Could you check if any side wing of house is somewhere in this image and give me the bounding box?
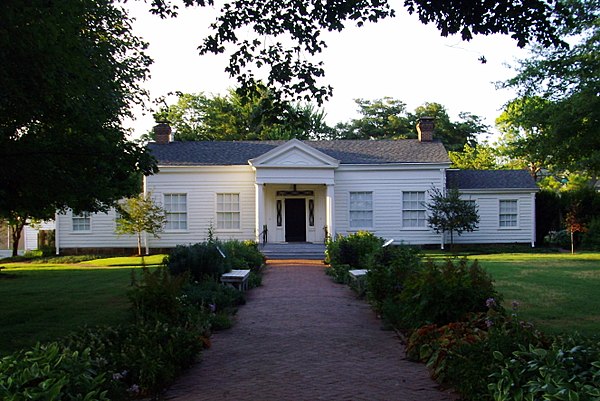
[447,170,538,247]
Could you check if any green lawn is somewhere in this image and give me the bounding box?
[467,252,600,337]
[0,255,167,355]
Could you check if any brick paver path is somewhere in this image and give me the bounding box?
[164,260,456,401]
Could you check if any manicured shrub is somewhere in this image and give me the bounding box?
[393,258,500,330]
[0,342,113,401]
[365,245,421,311]
[325,231,383,269]
[221,240,265,271]
[167,241,230,281]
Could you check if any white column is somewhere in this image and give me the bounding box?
[326,184,335,240]
[255,183,265,243]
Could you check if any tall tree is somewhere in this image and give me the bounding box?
[148,0,566,104]
[498,0,600,179]
[335,98,487,150]
[0,1,157,255]
[334,98,412,140]
[409,103,486,151]
[152,87,333,140]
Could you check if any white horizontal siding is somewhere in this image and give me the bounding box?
[333,166,444,245]
[453,192,535,245]
[57,210,138,249]
[145,166,256,247]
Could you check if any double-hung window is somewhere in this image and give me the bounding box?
[402,191,426,227]
[217,193,240,229]
[499,200,518,227]
[72,212,91,231]
[349,191,373,228]
[164,194,187,230]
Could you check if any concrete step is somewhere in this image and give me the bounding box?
[260,243,326,260]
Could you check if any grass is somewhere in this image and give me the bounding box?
[432,251,600,337]
[0,255,167,355]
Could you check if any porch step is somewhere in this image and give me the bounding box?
[260,243,326,261]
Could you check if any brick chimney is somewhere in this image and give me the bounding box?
[153,122,172,144]
[416,117,434,142]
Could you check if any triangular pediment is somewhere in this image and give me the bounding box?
[249,139,340,168]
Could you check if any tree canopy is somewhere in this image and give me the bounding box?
[152,87,333,140]
[497,0,599,180]
[148,0,567,104]
[0,0,157,252]
[426,187,480,248]
[334,99,487,150]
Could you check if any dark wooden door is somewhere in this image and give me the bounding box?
[285,198,306,242]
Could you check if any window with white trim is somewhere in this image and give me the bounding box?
[499,200,518,227]
[164,194,187,230]
[72,212,91,231]
[349,191,373,228]
[217,193,240,229]
[402,191,426,227]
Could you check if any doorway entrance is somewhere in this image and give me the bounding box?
[285,198,306,242]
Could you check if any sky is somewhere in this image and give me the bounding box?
[123,2,530,141]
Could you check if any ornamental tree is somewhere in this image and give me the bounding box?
[426,187,480,249]
[116,194,167,256]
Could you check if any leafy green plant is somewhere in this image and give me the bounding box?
[365,245,421,311]
[0,342,112,401]
[393,258,500,330]
[325,263,352,284]
[221,240,265,271]
[325,231,383,269]
[128,267,189,324]
[181,280,246,313]
[490,336,600,401]
[167,242,230,281]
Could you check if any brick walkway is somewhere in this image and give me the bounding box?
[163,260,456,401]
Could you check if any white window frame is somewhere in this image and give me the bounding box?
[216,193,241,230]
[72,212,91,232]
[349,191,373,229]
[402,191,427,228]
[164,193,188,231]
[499,199,518,228]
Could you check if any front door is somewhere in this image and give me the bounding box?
[285,198,306,242]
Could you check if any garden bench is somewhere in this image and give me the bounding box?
[220,269,251,291]
[348,269,368,295]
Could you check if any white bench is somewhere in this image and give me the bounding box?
[220,269,251,291]
[348,269,368,294]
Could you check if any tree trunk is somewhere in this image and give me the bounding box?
[571,231,575,254]
[10,220,25,257]
[137,232,142,256]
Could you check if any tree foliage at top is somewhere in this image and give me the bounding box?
[334,98,488,150]
[449,143,499,170]
[147,0,567,104]
[497,0,600,179]
[116,193,167,256]
[0,0,157,254]
[425,187,480,248]
[153,87,333,140]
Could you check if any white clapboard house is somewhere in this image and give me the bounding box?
[55,119,538,254]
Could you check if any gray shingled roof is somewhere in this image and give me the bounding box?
[148,140,450,166]
[446,170,537,190]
